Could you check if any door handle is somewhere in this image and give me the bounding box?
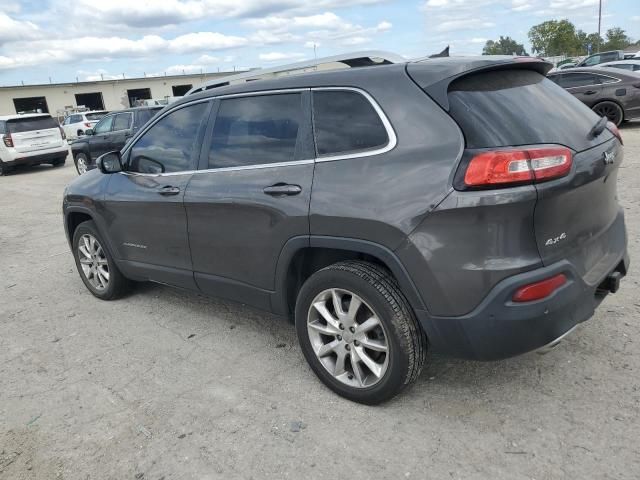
[158,186,181,196]
[263,183,302,196]
[584,90,597,95]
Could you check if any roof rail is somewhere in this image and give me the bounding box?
[185,50,405,96]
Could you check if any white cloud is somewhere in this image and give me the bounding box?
[435,19,495,32]
[471,37,488,43]
[0,13,42,45]
[340,36,370,46]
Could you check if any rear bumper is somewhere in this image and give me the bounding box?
[4,149,68,167]
[416,251,629,360]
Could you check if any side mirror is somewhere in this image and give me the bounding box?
[85,128,94,136]
[97,151,123,174]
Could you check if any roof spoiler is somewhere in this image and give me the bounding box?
[407,57,553,111]
[186,50,406,96]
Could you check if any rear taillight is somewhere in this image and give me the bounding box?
[2,133,13,148]
[606,121,623,145]
[463,146,572,188]
[513,273,567,302]
[59,126,66,140]
[84,122,91,128]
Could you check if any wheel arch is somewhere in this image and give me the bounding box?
[271,236,426,317]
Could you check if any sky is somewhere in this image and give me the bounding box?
[0,0,638,86]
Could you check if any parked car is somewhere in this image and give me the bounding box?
[596,59,640,73]
[61,111,108,140]
[0,114,69,175]
[70,106,162,174]
[575,50,626,67]
[63,55,629,404]
[547,67,640,125]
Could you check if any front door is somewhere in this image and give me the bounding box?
[184,92,314,308]
[102,100,211,289]
[88,114,116,159]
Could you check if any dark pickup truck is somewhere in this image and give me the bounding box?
[71,106,162,174]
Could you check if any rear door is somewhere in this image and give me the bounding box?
[446,69,623,284]
[184,91,314,306]
[7,116,63,153]
[558,72,603,106]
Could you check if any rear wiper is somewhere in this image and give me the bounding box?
[588,116,608,139]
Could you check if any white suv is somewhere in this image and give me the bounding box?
[0,114,69,175]
[61,111,108,140]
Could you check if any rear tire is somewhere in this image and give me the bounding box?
[295,260,427,404]
[51,158,65,167]
[72,220,130,300]
[592,101,624,127]
[0,161,11,176]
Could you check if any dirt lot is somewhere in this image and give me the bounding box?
[1,124,639,480]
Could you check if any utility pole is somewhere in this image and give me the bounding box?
[597,0,602,52]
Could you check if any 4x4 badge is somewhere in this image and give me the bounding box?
[603,151,615,165]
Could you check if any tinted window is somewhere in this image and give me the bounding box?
[601,52,620,62]
[86,112,106,121]
[584,55,600,66]
[113,113,132,131]
[209,94,302,168]
[72,115,83,123]
[94,116,113,134]
[561,73,598,88]
[135,108,161,127]
[6,116,58,133]
[0,121,5,134]
[129,102,208,174]
[313,90,388,156]
[448,69,603,152]
[596,75,619,84]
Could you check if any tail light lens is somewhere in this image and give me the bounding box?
[513,273,567,302]
[606,121,623,145]
[2,134,13,147]
[462,146,572,188]
[84,122,91,128]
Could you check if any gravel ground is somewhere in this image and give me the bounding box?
[1,124,639,480]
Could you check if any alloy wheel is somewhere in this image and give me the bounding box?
[76,155,88,175]
[593,104,622,126]
[307,288,389,388]
[77,234,109,290]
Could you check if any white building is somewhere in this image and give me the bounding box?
[0,71,234,119]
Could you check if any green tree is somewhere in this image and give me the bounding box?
[528,19,578,56]
[603,27,631,50]
[482,36,528,55]
[575,30,603,54]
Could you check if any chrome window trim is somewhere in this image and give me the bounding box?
[310,86,397,163]
[562,72,622,90]
[120,86,396,177]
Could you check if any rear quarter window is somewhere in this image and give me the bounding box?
[447,69,605,152]
[312,90,389,156]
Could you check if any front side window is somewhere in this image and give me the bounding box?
[208,93,302,169]
[128,102,208,174]
[94,116,113,134]
[584,55,600,66]
[113,113,132,131]
[312,90,389,156]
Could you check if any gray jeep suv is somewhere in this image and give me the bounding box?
[63,55,629,404]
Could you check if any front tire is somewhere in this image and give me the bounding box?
[592,101,624,127]
[295,261,427,404]
[72,220,129,300]
[74,152,89,175]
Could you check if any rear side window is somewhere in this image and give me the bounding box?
[560,73,598,88]
[312,90,388,156]
[135,108,161,127]
[129,102,208,174]
[209,93,302,169]
[7,116,58,133]
[86,112,106,121]
[448,70,603,151]
[112,113,132,131]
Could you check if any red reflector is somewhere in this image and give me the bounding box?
[513,273,567,302]
[606,121,623,145]
[2,134,13,148]
[464,146,572,188]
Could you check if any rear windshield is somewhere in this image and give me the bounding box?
[448,70,607,151]
[86,112,107,121]
[7,116,59,133]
